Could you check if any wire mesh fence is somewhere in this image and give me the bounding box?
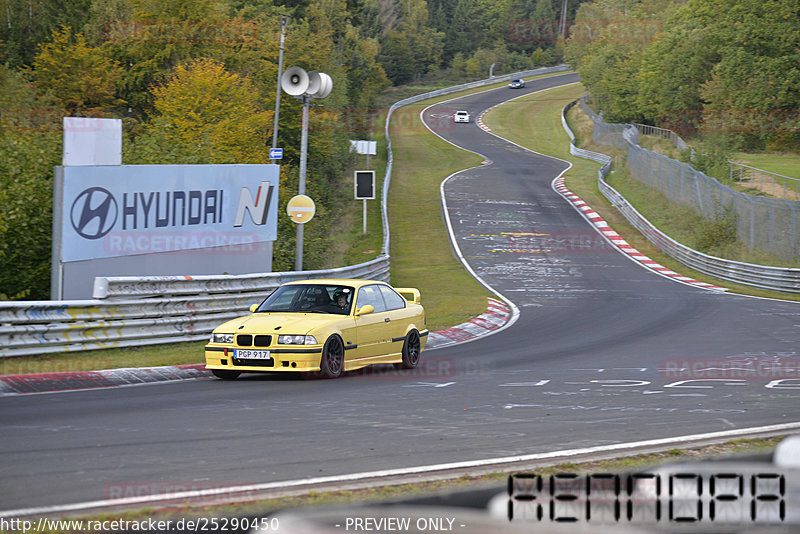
[580,98,799,260]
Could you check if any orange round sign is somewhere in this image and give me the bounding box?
[287,195,316,224]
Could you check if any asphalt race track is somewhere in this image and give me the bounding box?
[2,73,799,512]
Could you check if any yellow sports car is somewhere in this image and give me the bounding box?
[205,279,428,379]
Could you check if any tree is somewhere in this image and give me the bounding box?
[95,0,235,116]
[30,26,123,114]
[0,0,91,67]
[378,30,416,84]
[379,0,444,83]
[130,58,273,164]
[0,65,62,300]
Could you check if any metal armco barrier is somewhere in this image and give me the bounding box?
[2,66,570,358]
[562,100,800,294]
[1,257,389,357]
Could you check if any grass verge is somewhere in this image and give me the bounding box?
[484,83,800,301]
[732,151,800,180]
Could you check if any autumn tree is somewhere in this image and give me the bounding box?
[129,58,273,164]
[30,26,123,114]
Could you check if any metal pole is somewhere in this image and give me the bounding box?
[271,15,288,164]
[559,0,568,38]
[363,153,369,234]
[295,95,309,271]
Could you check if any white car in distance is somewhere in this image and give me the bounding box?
[453,110,470,123]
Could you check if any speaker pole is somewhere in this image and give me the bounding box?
[295,94,310,271]
[271,15,289,164]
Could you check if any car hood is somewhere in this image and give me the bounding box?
[215,312,346,335]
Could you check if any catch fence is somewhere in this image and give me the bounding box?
[581,98,800,260]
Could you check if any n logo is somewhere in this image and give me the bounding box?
[234,182,274,227]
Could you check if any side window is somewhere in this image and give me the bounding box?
[356,285,387,313]
[379,285,406,311]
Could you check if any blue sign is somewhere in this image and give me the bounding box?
[269,148,283,160]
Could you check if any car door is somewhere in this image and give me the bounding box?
[378,285,411,358]
[352,284,389,360]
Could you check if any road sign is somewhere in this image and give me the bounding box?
[354,171,375,200]
[349,140,377,156]
[269,147,283,160]
[287,194,315,224]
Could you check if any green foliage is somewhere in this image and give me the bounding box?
[690,134,733,182]
[377,0,444,85]
[1,0,400,300]
[128,57,272,164]
[0,0,92,67]
[567,0,800,150]
[693,204,737,253]
[30,26,124,113]
[0,65,62,300]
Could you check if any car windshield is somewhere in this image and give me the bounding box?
[256,284,355,315]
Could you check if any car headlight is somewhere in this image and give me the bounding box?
[278,335,318,345]
[211,333,234,344]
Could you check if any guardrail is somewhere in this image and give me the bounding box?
[729,161,800,201]
[1,66,570,358]
[562,100,800,294]
[1,257,390,357]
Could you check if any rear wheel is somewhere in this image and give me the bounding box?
[211,369,240,380]
[320,335,344,378]
[397,330,421,370]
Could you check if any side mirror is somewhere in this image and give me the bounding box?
[249,304,259,313]
[355,304,374,316]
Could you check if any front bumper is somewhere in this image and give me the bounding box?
[204,345,323,373]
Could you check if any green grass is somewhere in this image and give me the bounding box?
[386,101,490,331]
[484,83,800,301]
[733,151,800,179]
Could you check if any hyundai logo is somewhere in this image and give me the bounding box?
[70,187,118,239]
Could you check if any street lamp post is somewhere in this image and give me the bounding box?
[271,15,289,164]
[295,94,310,270]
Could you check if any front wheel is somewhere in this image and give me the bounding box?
[396,330,421,370]
[319,335,344,378]
[211,369,241,380]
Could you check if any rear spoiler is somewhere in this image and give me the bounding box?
[395,288,421,305]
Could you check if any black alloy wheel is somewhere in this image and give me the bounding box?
[320,335,345,378]
[398,330,421,369]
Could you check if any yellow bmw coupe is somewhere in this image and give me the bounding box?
[205,279,428,379]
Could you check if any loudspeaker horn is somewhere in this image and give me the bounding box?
[281,66,309,96]
[305,71,322,97]
[314,73,333,98]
